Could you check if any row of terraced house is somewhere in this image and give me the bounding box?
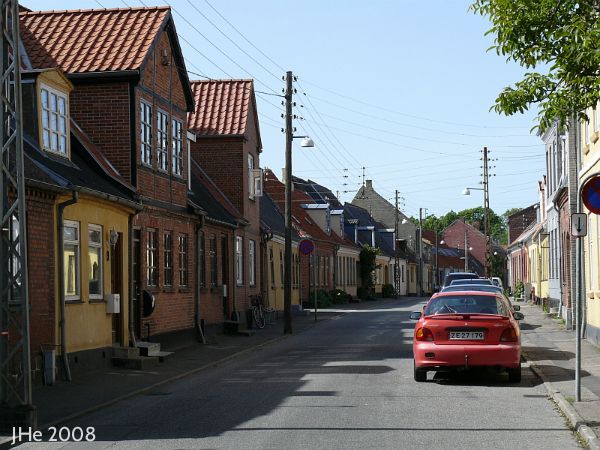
[10,5,444,385]
[506,93,600,348]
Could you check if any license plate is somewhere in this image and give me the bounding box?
[449,331,484,340]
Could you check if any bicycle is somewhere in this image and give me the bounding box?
[250,292,266,329]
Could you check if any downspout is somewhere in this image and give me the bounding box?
[262,231,273,308]
[58,190,78,381]
[128,212,136,349]
[195,213,206,344]
[231,228,238,317]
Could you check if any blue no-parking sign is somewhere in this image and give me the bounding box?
[299,239,314,255]
[582,176,600,215]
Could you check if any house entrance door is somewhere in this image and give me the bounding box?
[110,233,123,344]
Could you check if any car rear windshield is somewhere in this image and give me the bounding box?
[424,294,508,316]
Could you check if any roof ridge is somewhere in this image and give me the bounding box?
[21,6,170,15]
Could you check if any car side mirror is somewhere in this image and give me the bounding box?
[434,285,440,293]
[512,305,520,312]
[513,312,524,321]
[410,312,422,320]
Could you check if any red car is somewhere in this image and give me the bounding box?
[410,291,524,383]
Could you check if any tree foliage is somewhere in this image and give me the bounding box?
[359,244,381,290]
[470,0,600,131]
[413,206,521,245]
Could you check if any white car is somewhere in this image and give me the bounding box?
[492,277,503,290]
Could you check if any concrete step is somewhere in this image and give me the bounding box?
[111,356,159,370]
[153,351,175,363]
[136,341,161,356]
[112,346,140,358]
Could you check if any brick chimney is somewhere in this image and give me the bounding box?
[459,216,465,223]
[366,180,373,189]
[473,221,480,231]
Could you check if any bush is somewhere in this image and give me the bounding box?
[382,284,395,298]
[357,287,376,301]
[308,289,332,308]
[515,280,524,299]
[329,289,348,304]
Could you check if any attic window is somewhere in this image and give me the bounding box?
[304,217,312,225]
[41,84,69,157]
[292,215,300,224]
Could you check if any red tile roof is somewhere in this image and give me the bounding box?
[20,7,170,73]
[188,79,254,136]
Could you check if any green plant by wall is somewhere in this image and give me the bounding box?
[359,244,381,291]
[308,289,332,308]
[357,287,376,301]
[382,283,395,298]
[515,280,524,298]
[329,289,349,304]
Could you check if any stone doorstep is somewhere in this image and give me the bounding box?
[152,351,175,363]
[136,341,161,356]
[112,346,140,358]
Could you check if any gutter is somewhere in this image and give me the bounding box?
[57,191,78,382]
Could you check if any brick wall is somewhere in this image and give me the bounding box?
[134,207,197,336]
[442,218,486,270]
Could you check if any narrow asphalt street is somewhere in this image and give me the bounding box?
[12,297,581,450]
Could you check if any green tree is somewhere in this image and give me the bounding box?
[359,244,381,291]
[470,0,600,131]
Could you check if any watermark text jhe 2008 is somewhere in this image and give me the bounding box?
[12,426,96,444]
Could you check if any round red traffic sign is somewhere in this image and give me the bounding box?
[583,176,600,215]
[299,239,314,255]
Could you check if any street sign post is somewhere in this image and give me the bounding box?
[571,213,588,238]
[299,239,314,255]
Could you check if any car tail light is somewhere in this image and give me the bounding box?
[500,328,518,342]
[416,327,434,342]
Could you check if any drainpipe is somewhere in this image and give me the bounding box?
[231,229,237,318]
[128,212,137,349]
[262,231,273,308]
[196,215,206,344]
[58,190,78,381]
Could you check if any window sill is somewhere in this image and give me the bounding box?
[271,285,277,290]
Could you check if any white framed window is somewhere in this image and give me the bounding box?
[179,234,188,287]
[141,101,152,165]
[147,229,158,287]
[64,220,80,300]
[157,109,168,172]
[236,236,244,285]
[41,84,69,156]
[591,217,595,290]
[249,240,256,286]
[164,231,173,286]
[88,224,103,299]
[586,118,591,145]
[172,118,184,177]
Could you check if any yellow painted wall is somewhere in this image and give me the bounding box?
[408,263,417,295]
[581,106,600,331]
[335,249,359,298]
[264,239,300,311]
[56,194,134,352]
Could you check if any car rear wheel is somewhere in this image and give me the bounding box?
[507,362,521,383]
[414,360,427,382]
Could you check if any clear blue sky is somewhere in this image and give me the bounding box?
[23,0,544,220]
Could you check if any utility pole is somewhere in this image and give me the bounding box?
[0,0,35,429]
[394,191,400,297]
[435,220,439,288]
[464,231,469,272]
[283,71,293,334]
[419,208,423,296]
[483,147,493,278]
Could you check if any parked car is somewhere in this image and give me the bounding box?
[449,278,493,287]
[441,272,479,288]
[410,291,524,383]
[492,277,504,289]
[439,284,519,312]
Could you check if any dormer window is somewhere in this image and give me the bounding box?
[41,84,69,156]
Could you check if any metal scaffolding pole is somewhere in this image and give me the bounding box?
[0,0,36,429]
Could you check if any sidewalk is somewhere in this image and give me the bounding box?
[517,298,600,450]
[2,296,599,448]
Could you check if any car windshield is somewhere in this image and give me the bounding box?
[424,294,508,316]
[450,279,492,286]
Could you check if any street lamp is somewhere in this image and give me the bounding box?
[284,70,314,334]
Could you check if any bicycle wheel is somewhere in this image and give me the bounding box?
[254,305,266,329]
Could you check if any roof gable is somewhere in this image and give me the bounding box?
[188,79,258,137]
